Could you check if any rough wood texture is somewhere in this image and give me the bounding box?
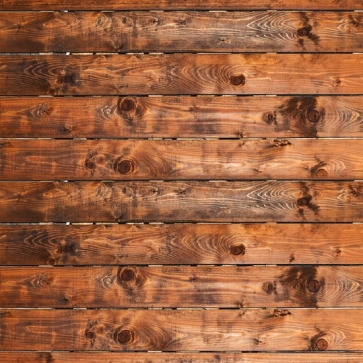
[1,11,363,53]
[1,224,361,266]
[1,54,362,96]
[0,181,362,223]
[1,139,363,180]
[1,309,363,351]
[2,96,363,139]
[1,352,363,362]
[1,265,363,308]
[0,0,361,10]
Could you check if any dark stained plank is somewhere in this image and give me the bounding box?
[1,309,363,351]
[2,139,363,180]
[1,11,362,53]
[0,224,361,266]
[1,352,363,363]
[1,265,363,308]
[1,54,362,96]
[2,96,363,139]
[0,181,362,223]
[0,0,361,10]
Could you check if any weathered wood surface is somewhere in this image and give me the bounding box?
[1,224,360,266]
[3,96,363,139]
[1,265,363,308]
[1,0,361,10]
[1,181,362,223]
[1,54,362,95]
[1,309,363,351]
[1,139,363,180]
[1,11,363,53]
[2,352,363,363]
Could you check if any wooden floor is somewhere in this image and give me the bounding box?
[1,0,363,362]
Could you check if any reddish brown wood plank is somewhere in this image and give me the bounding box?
[0,181,362,223]
[0,0,361,10]
[0,54,362,95]
[1,352,363,363]
[1,265,362,308]
[1,139,362,180]
[1,11,362,53]
[2,96,363,139]
[0,309,362,351]
[0,224,361,266]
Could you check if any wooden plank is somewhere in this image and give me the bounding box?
[2,139,363,181]
[1,11,363,53]
[1,265,363,308]
[1,352,363,363]
[0,181,362,223]
[1,309,363,351]
[0,0,361,10]
[2,96,363,139]
[0,224,362,266]
[1,54,362,96]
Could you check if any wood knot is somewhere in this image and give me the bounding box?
[114,158,133,174]
[307,109,320,123]
[114,328,133,344]
[316,338,328,351]
[118,267,136,282]
[85,160,96,170]
[307,279,321,293]
[230,74,245,86]
[118,98,136,113]
[230,244,245,256]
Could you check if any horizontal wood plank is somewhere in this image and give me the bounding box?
[1,265,363,308]
[2,139,363,180]
[0,224,361,266]
[1,352,363,362]
[1,309,363,351]
[0,0,361,10]
[1,181,363,222]
[1,54,362,95]
[1,96,363,139]
[1,11,362,53]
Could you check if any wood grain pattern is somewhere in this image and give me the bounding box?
[1,139,363,180]
[2,96,363,139]
[1,309,363,351]
[0,0,361,10]
[1,11,363,53]
[0,224,361,266]
[1,54,362,95]
[1,265,363,308]
[1,352,363,363]
[1,181,363,223]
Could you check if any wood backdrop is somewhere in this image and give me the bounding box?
[1,0,363,362]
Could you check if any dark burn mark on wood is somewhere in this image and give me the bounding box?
[279,266,321,307]
[298,182,320,215]
[263,281,277,295]
[56,237,81,262]
[279,97,323,137]
[297,13,320,48]
[310,161,327,178]
[272,309,291,317]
